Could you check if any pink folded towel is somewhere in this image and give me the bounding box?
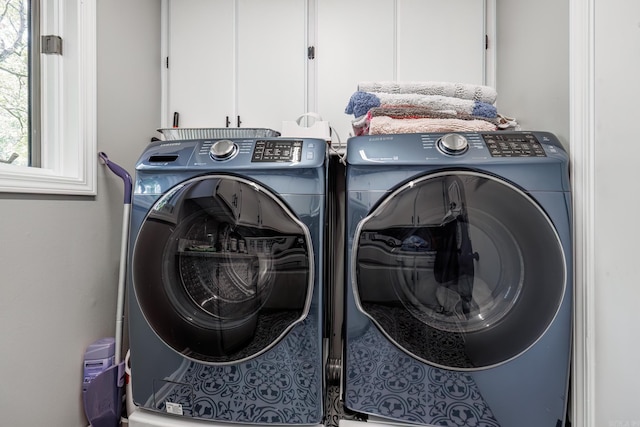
[368,116,498,135]
[368,106,501,126]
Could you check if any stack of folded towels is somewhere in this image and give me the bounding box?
[344,81,517,136]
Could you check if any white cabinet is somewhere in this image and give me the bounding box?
[167,0,234,128]
[396,0,486,83]
[164,0,491,139]
[315,0,396,144]
[316,0,488,143]
[234,0,307,130]
[166,0,307,131]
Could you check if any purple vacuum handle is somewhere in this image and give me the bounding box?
[99,152,133,205]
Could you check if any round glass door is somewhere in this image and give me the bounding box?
[354,171,566,370]
[133,175,313,364]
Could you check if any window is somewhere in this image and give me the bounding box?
[0,0,96,195]
[0,0,30,166]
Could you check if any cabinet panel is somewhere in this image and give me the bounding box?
[167,0,234,128]
[236,0,307,130]
[317,0,396,145]
[397,0,485,83]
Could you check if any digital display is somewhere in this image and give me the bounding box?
[251,140,303,162]
[482,133,547,158]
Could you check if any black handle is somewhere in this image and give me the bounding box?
[225,116,230,128]
[237,115,242,127]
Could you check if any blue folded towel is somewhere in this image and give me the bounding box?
[345,91,381,117]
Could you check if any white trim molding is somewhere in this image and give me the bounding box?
[0,0,97,195]
[569,0,596,425]
[160,0,169,128]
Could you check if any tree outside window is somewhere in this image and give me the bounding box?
[0,0,28,166]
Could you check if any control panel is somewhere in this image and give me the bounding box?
[139,138,326,170]
[481,133,546,158]
[251,140,303,163]
[346,131,564,166]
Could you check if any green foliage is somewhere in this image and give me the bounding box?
[0,0,29,166]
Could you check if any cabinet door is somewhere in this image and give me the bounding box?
[166,0,306,131]
[236,0,307,131]
[317,0,396,146]
[396,0,485,83]
[167,0,234,128]
[317,0,488,143]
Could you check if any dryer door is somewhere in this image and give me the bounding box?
[132,175,313,364]
[354,171,566,369]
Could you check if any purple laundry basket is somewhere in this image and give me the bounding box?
[83,361,125,427]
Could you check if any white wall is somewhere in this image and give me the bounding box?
[594,1,640,424]
[498,0,640,423]
[0,1,161,426]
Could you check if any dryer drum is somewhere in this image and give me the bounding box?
[354,172,566,369]
[132,176,311,363]
[175,218,274,322]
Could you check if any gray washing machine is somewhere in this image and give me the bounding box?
[127,137,327,424]
[343,131,572,426]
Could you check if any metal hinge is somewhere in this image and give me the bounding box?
[307,46,315,60]
[0,153,18,164]
[41,35,63,55]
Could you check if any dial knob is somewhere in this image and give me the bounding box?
[210,139,237,160]
[438,133,469,155]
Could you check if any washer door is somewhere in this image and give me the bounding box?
[354,171,566,370]
[133,175,313,364]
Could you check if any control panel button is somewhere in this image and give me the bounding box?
[438,133,469,155]
[251,140,303,163]
[210,139,237,160]
[481,133,547,157]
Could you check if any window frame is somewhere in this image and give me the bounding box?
[0,0,96,195]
